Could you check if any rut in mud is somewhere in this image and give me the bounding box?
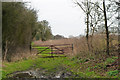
[7,67,79,79]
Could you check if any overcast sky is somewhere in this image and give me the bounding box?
[26,0,86,37]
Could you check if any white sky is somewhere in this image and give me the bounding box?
[26,0,86,37]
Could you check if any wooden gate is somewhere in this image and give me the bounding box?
[32,44,73,57]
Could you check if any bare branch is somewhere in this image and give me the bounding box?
[89,2,104,12]
[76,1,87,14]
[108,20,116,27]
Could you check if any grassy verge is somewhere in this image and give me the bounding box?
[64,56,119,78]
[2,54,66,78]
[2,53,119,79]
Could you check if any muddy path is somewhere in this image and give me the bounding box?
[6,67,78,79]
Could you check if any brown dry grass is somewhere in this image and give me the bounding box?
[10,34,118,61]
[10,51,36,62]
[33,34,118,57]
[9,49,38,62]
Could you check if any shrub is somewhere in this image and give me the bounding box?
[105,58,115,64]
[107,70,119,76]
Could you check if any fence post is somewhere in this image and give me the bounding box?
[51,45,53,57]
[72,44,74,54]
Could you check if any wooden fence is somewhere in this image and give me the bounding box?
[32,44,73,57]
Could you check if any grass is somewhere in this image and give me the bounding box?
[105,57,116,64]
[1,55,94,78]
[2,39,119,79]
[2,45,119,79]
[2,53,68,78]
[1,34,119,79]
[107,70,119,77]
[32,46,51,54]
[2,53,119,79]
[32,46,65,58]
[2,59,34,78]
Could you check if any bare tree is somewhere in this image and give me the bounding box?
[103,0,109,55]
[90,0,117,55]
[73,0,93,51]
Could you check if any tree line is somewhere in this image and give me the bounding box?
[2,1,119,61]
[2,2,53,61]
[74,0,119,56]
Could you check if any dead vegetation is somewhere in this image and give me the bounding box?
[8,34,118,62]
[33,34,118,57]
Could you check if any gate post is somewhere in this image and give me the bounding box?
[51,45,53,57]
[72,44,74,54]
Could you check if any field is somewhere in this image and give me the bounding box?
[2,1,119,79]
[2,34,119,79]
[2,53,119,79]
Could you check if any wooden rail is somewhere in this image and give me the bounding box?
[32,44,74,57]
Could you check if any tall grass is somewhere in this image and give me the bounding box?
[8,34,118,61]
[34,34,118,57]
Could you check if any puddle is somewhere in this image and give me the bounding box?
[7,68,76,79]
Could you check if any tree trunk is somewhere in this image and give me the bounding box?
[90,26,95,53]
[117,0,120,71]
[103,0,109,55]
[86,0,90,51]
[86,13,90,51]
[3,40,8,61]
